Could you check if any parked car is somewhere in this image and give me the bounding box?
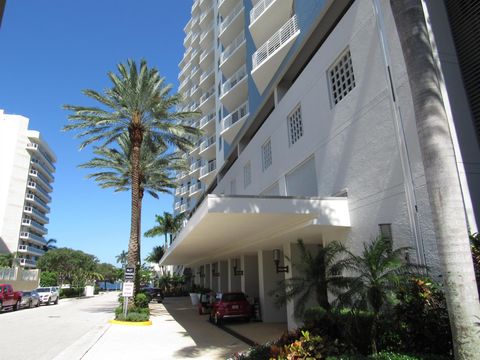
[36,287,59,305]
[0,284,22,311]
[139,287,163,303]
[209,292,252,325]
[20,290,40,308]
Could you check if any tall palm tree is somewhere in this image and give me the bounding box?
[115,250,128,268]
[330,236,417,353]
[145,245,165,264]
[64,59,200,294]
[270,239,343,316]
[144,212,185,248]
[79,133,186,265]
[390,2,480,357]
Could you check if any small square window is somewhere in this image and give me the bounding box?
[287,104,303,146]
[244,162,251,189]
[262,139,272,171]
[328,49,356,106]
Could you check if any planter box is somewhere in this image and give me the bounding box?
[189,293,200,306]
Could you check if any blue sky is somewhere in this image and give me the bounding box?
[0,1,191,265]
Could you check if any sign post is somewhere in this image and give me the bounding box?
[122,267,135,318]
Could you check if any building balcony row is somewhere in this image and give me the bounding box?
[27,181,52,203]
[23,206,49,224]
[30,158,54,182]
[219,1,244,46]
[26,142,55,171]
[22,218,48,235]
[20,231,47,247]
[18,244,45,257]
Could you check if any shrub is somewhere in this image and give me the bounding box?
[115,312,149,322]
[134,293,150,308]
[60,288,83,298]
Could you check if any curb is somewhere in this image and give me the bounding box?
[108,319,152,326]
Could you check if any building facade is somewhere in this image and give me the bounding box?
[166,0,480,328]
[0,110,56,268]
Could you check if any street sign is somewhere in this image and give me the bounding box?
[122,281,134,297]
[124,267,135,281]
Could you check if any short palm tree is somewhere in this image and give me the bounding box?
[145,245,165,264]
[44,238,57,252]
[64,59,200,294]
[0,252,18,267]
[144,212,185,248]
[270,239,344,316]
[330,236,417,353]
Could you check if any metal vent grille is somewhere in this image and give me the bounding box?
[445,0,480,146]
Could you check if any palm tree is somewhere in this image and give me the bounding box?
[115,250,128,268]
[390,1,480,357]
[64,59,200,294]
[144,212,185,248]
[145,245,165,264]
[79,133,186,265]
[270,239,343,316]
[44,238,57,252]
[330,236,418,353]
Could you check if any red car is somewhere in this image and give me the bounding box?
[209,292,251,325]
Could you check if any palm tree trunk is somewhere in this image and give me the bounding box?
[390,1,480,358]
[128,122,143,295]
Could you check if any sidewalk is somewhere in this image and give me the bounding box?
[79,297,249,360]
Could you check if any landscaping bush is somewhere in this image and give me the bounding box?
[115,312,149,322]
[134,293,149,308]
[60,288,83,298]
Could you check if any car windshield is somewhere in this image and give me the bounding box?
[222,293,246,302]
[36,288,51,292]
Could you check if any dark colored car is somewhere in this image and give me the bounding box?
[20,291,40,308]
[139,287,164,303]
[209,292,251,325]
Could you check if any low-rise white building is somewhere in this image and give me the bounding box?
[0,109,56,268]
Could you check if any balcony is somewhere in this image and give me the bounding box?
[175,201,181,210]
[27,181,52,203]
[18,245,45,257]
[199,112,215,133]
[23,206,49,224]
[199,66,215,89]
[22,218,48,235]
[220,31,246,77]
[221,101,249,143]
[180,185,189,196]
[249,0,293,47]
[29,169,53,192]
[189,159,203,176]
[199,46,214,68]
[251,15,300,94]
[218,0,238,18]
[190,66,201,82]
[199,135,216,159]
[199,160,216,184]
[219,2,244,46]
[189,140,201,156]
[19,258,37,268]
[199,86,215,112]
[191,32,201,47]
[31,158,54,181]
[199,25,214,50]
[25,193,50,213]
[189,182,204,197]
[199,6,213,28]
[20,231,47,247]
[179,203,188,214]
[220,64,247,112]
[27,143,55,172]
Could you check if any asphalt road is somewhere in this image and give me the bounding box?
[0,291,119,360]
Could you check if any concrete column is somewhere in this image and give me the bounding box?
[199,265,205,288]
[241,255,259,300]
[229,257,242,292]
[205,264,211,290]
[258,249,287,323]
[193,266,200,286]
[219,260,228,292]
[211,262,220,293]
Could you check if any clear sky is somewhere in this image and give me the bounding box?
[0,1,192,265]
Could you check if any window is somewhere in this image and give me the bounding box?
[328,48,356,106]
[243,162,251,188]
[379,223,393,251]
[287,104,303,146]
[262,139,272,171]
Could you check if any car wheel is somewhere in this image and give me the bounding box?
[214,313,221,325]
[54,297,59,305]
[46,297,51,305]
[29,299,33,309]
[14,300,20,311]
[36,300,40,307]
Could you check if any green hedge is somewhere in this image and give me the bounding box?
[59,288,84,298]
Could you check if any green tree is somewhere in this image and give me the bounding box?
[44,238,57,252]
[144,212,185,248]
[116,250,128,268]
[390,1,480,357]
[330,236,417,353]
[40,271,58,287]
[270,239,344,316]
[36,248,98,285]
[71,269,104,297]
[64,59,199,294]
[145,245,165,264]
[0,252,17,267]
[96,262,120,290]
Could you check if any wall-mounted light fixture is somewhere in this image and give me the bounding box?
[273,249,289,273]
[233,258,243,276]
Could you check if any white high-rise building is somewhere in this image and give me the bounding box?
[0,109,56,268]
[165,0,480,327]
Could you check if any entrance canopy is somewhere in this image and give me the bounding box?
[160,195,350,266]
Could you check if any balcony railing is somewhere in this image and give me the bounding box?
[221,65,247,95]
[252,15,299,70]
[199,86,215,105]
[189,182,203,195]
[19,258,37,267]
[180,185,189,195]
[200,112,215,128]
[199,66,214,83]
[24,206,49,224]
[190,160,203,173]
[200,135,216,152]
[179,204,188,213]
[250,0,276,24]
[18,245,45,257]
[27,143,55,170]
[200,25,214,44]
[29,169,53,192]
[200,160,216,177]
[200,6,213,23]
[31,158,54,181]
[219,2,243,34]
[200,46,214,64]
[222,101,248,131]
[25,193,50,211]
[22,218,48,233]
[20,231,46,245]
[220,31,245,64]
[174,201,181,210]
